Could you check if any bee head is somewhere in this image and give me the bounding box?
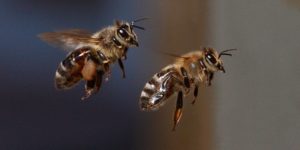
[203,47,236,73]
[115,18,147,47]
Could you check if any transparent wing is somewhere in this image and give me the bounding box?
[38,29,100,51]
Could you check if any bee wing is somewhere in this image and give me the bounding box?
[38,29,100,51]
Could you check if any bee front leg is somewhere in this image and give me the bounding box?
[207,73,214,86]
[118,59,126,78]
[208,73,214,86]
[192,85,198,104]
[123,47,128,60]
[172,91,183,131]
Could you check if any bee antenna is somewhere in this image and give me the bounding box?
[131,17,149,31]
[219,48,237,58]
[132,25,145,30]
[132,17,149,23]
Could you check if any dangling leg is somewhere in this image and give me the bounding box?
[104,63,111,81]
[192,85,198,104]
[123,47,128,60]
[95,51,111,81]
[81,58,97,100]
[81,52,105,100]
[207,72,214,86]
[95,70,104,91]
[118,59,126,78]
[180,67,190,88]
[172,91,183,131]
[82,79,96,100]
[81,70,104,100]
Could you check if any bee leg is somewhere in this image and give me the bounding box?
[123,47,128,60]
[203,70,208,85]
[81,70,104,100]
[172,91,183,131]
[104,63,111,81]
[95,70,104,91]
[118,59,126,78]
[180,67,190,88]
[192,85,199,104]
[81,56,104,100]
[81,79,96,100]
[209,73,214,86]
[206,72,214,86]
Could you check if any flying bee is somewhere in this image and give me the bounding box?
[39,18,147,100]
[139,47,236,130]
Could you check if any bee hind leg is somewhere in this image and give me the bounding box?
[81,79,96,100]
[172,91,183,131]
[81,70,104,101]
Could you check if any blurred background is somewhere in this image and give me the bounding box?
[0,0,300,149]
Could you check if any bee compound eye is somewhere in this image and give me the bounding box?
[206,53,217,65]
[118,29,129,38]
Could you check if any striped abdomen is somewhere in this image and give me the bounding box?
[55,48,90,89]
[139,65,183,111]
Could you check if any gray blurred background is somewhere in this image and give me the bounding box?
[0,0,300,150]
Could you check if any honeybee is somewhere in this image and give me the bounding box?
[139,47,236,130]
[39,18,146,100]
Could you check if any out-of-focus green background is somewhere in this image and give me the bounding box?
[1,0,300,149]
